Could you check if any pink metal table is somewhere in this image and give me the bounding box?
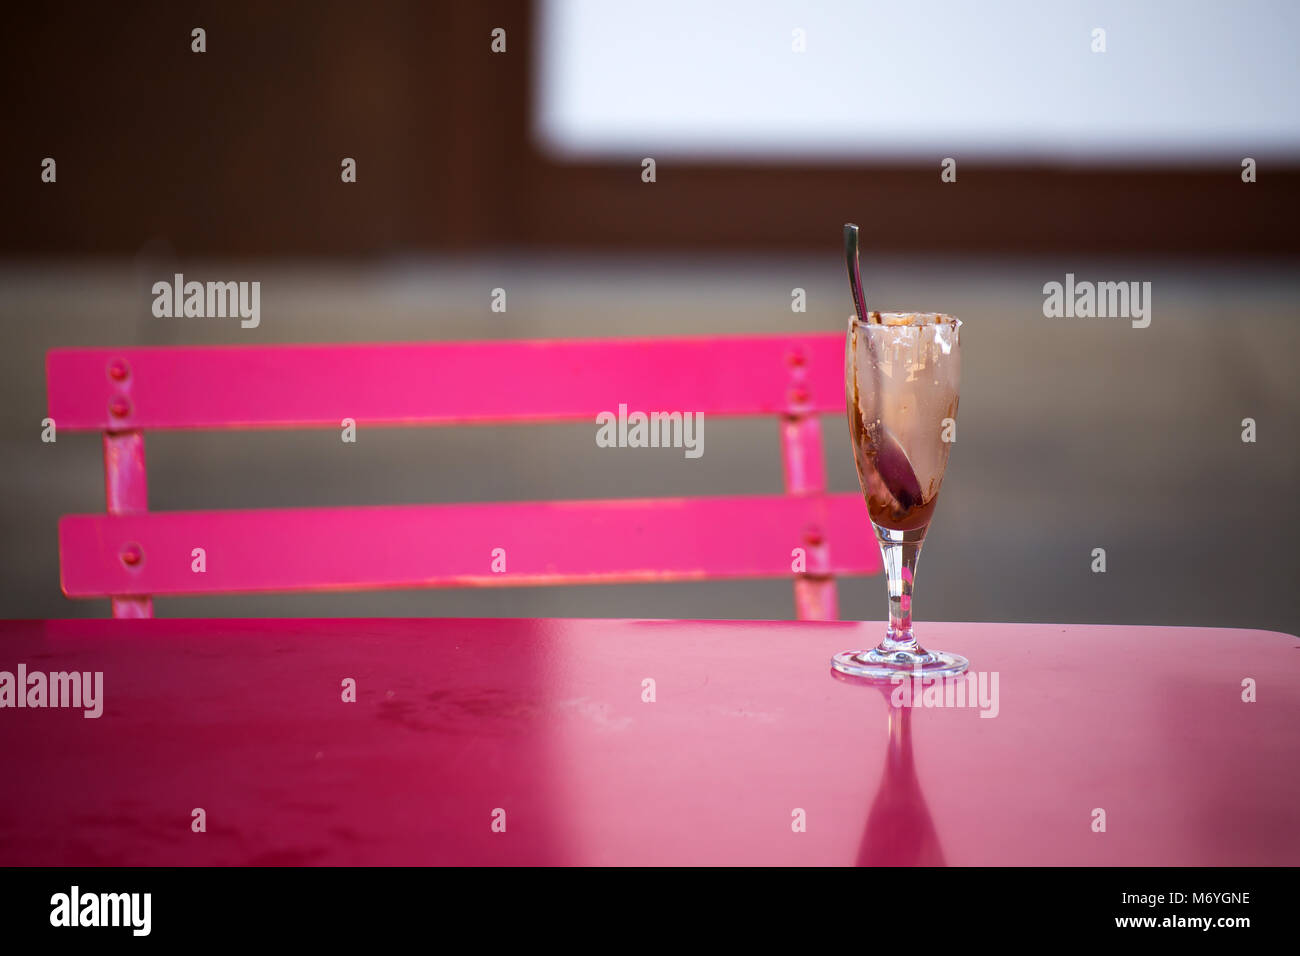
[0,619,1296,866]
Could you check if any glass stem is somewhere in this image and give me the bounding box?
[875,525,927,652]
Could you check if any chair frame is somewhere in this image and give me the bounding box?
[47,334,879,619]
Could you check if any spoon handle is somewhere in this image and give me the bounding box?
[844,222,886,438]
[843,223,873,324]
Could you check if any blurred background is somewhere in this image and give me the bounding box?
[1,1,1297,633]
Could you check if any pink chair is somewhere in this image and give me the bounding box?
[46,334,879,620]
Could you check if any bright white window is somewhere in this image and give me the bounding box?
[535,0,1300,164]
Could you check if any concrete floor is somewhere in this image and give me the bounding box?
[2,252,1296,636]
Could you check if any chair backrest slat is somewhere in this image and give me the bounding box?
[47,334,845,431]
[59,494,877,597]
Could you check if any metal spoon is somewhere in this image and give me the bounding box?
[843,223,924,512]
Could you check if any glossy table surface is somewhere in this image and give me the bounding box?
[1,618,1296,866]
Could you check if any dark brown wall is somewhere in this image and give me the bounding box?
[3,1,1296,257]
[2,1,531,256]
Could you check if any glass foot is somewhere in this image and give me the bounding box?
[831,646,969,681]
